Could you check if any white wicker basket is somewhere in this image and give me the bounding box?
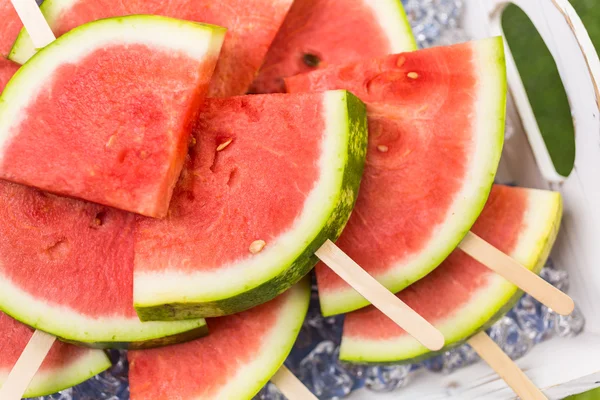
[351,0,600,398]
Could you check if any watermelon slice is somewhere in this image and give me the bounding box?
[0,62,207,347]
[286,38,507,315]
[129,280,310,400]
[340,185,562,363]
[0,312,111,397]
[9,0,293,97]
[0,0,22,57]
[0,180,209,348]
[0,15,225,218]
[250,0,417,94]
[134,90,367,321]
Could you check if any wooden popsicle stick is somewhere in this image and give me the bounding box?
[271,365,318,400]
[459,232,575,316]
[468,331,547,400]
[316,240,445,351]
[9,0,55,49]
[0,330,56,400]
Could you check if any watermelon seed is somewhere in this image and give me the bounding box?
[407,72,419,79]
[189,136,197,148]
[303,53,321,68]
[93,211,106,227]
[377,145,389,153]
[396,56,406,67]
[106,135,117,148]
[249,240,266,254]
[217,138,233,151]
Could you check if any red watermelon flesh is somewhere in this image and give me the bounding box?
[129,280,310,400]
[0,16,225,217]
[0,312,111,397]
[250,0,417,93]
[0,0,22,57]
[286,38,506,315]
[340,185,562,362]
[0,58,18,89]
[9,0,293,97]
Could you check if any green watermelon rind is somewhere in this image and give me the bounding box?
[320,37,508,316]
[15,350,112,398]
[339,190,563,364]
[0,15,225,348]
[213,279,311,399]
[134,90,368,321]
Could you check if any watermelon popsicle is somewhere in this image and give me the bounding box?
[286,37,573,317]
[0,312,111,398]
[133,90,444,351]
[0,15,226,218]
[340,185,561,398]
[129,281,312,400]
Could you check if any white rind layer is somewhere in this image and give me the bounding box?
[0,15,226,165]
[340,188,562,362]
[134,90,351,307]
[0,277,207,344]
[321,37,507,315]
[364,0,418,53]
[0,347,111,397]
[212,280,310,399]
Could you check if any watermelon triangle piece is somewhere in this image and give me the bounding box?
[286,38,507,316]
[0,179,209,348]
[0,0,22,57]
[0,64,208,348]
[0,15,225,218]
[340,185,562,363]
[0,312,111,397]
[250,0,418,94]
[129,280,310,400]
[134,90,368,321]
[9,0,294,97]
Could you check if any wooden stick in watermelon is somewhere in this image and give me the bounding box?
[459,232,574,315]
[0,330,56,400]
[8,0,54,49]
[271,366,319,400]
[468,331,547,400]
[316,240,445,351]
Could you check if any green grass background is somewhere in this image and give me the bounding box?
[502,1,599,398]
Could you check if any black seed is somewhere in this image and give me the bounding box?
[303,53,321,68]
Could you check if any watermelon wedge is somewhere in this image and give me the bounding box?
[0,16,225,218]
[0,64,207,348]
[286,38,507,315]
[134,90,367,321]
[0,180,209,348]
[0,0,22,57]
[129,280,310,400]
[0,312,111,397]
[9,0,293,97]
[250,0,417,94]
[340,185,562,363]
